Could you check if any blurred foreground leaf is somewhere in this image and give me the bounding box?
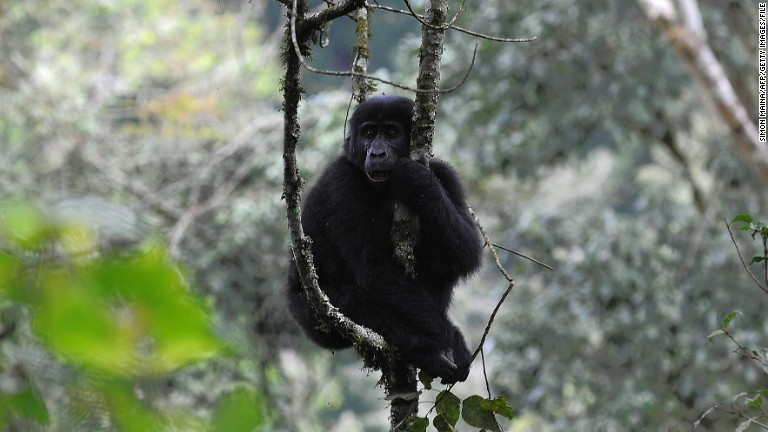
[28,249,223,376]
[0,385,49,426]
[210,387,267,432]
[0,199,265,430]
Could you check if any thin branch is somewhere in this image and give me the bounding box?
[402,0,465,31]
[290,13,478,95]
[287,0,476,95]
[371,3,537,43]
[763,236,768,288]
[725,219,768,295]
[480,347,491,398]
[721,328,768,368]
[470,282,515,365]
[467,206,517,365]
[351,6,372,101]
[299,0,365,38]
[491,243,554,271]
[469,206,513,282]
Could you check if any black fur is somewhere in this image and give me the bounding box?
[286,95,482,384]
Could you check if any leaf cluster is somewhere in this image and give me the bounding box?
[410,391,514,432]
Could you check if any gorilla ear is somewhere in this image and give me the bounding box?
[344,134,362,165]
[344,135,353,156]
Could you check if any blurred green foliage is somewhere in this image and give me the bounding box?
[0,200,268,430]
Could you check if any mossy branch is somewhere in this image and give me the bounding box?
[280,0,389,368]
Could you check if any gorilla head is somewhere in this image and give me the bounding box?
[345,95,415,184]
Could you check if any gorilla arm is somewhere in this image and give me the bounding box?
[389,158,483,280]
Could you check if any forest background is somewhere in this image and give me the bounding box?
[0,0,766,431]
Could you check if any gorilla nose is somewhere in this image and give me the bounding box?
[370,149,387,159]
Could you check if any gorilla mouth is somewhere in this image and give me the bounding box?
[367,170,390,182]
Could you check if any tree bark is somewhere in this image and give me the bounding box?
[389,2,449,427]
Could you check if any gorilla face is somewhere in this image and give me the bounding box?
[345,95,415,185]
[358,120,406,183]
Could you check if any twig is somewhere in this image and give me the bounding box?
[299,0,366,37]
[470,281,515,365]
[491,242,554,271]
[427,279,515,415]
[402,0,466,31]
[725,219,768,294]
[290,14,478,95]
[696,402,768,431]
[288,0,476,94]
[480,347,491,398]
[468,206,513,282]
[371,3,537,43]
[721,328,768,369]
[763,235,768,288]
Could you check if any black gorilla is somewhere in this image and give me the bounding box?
[286,95,482,384]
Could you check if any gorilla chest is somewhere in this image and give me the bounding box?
[362,198,419,235]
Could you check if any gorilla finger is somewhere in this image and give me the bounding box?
[439,352,458,371]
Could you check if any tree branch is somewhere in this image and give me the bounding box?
[281,0,388,365]
[725,219,768,294]
[298,0,365,38]
[370,3,537,43]
[639,0,768,182]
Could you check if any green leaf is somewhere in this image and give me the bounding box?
[104,380,164,432]
[409,416,429,432]
[0,386,49,424]
[31,249,221,376]
[707,329,725,339]
[0,201,48,249]
[748,396,763,408]
[433,413,455,432]
[461,395,502,432]
[435,390,461,426]
[0,253,22,297]
[750,256,767,265]
[32,272,136,373]
[418,369,434,390]
[733,214,754,223]
[480,395,515,419]
[722,311,741,330]
[210,387,266,432]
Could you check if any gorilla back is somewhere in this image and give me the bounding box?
[286,95,482,384]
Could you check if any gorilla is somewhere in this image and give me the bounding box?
[286,95,482,384]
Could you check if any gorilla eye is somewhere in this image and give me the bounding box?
[362,127,376,139]
[385,126,398,138]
